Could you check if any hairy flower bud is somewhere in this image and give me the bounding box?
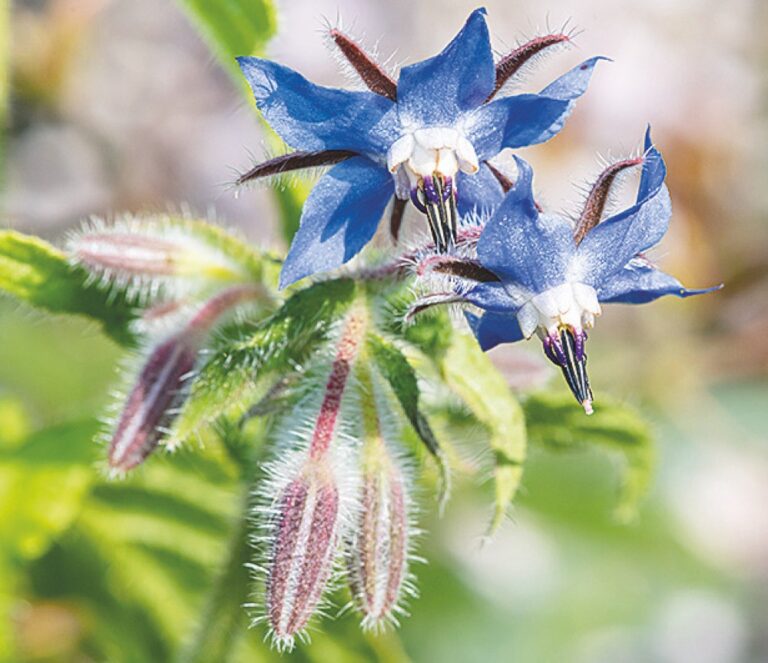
[346,367,415,630]
[253,305,368,649]
[68,216,248,301]
[108,334,198,472]
[107,285,262,472]
[347,452,411,630]
[264,460,341,651]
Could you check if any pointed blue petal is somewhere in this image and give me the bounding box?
[467,57,605,159]
[576,130,672,286]
[455,163,504,217]
[539,56,609,100]
[597,262,722,304]
[396,9,494,125]
[464,281,516,313]
[477,157,574,293]
[468,94,572,158]
[465,311,524,351]
[237,57,398,156]
[279,158,393,288]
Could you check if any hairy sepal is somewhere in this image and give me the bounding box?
[67,215,271,304]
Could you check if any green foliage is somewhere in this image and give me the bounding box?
[175,0,277,85]
[172,216,279,286]
[366,333,449,500]
[0,0,7,176]
[0,231,137,345]
[524,391,654,522]
[441,334,527,535]
[175,0,308,245]
[0,419,97,563]
[171,278,357,444]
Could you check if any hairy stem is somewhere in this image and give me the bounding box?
[175,491,252,663]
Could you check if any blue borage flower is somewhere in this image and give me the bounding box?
[236,8,605,288]
[407,128,721,413]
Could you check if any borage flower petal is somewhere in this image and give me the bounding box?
[237,8,604,286]
[410,129,719,412]
[279,158,394,288]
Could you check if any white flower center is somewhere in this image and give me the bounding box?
[387,127,479,188]
[515,282,602,339]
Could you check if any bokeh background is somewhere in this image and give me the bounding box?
[1,0,767,661]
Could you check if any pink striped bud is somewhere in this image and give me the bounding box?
[67,217,247,301]
[264,460,341,651]
[107,285,262,472]
[255,307,368,649]
[347,442,413,630]
[108,334,198,472]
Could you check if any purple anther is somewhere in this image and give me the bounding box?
[410,187,427,213]
[423,176,441,205]
[442,175,454,201]
[543,333,566,367]
[572,329,586,362]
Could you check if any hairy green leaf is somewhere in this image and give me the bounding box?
[171,278,357,443]
[367,332,449,504]
[170,216,278,286]
[442,334,527,536]
[524,391,654,522]
[0,231,136,345]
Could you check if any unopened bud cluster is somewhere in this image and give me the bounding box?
[254,309,418,650]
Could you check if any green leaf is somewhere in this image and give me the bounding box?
[175,0,277,85]
[523,391,655,522]
[0,231,136,345]
[441,333,527,536]
[176,0,309,247]
[171,278,357,444]
[0,0,8,178]
[376,282,455,361]
[367,332,449,505]
[0,419,99,562]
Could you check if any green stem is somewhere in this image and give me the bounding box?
[175,490,253,663]
[0,0,9,178]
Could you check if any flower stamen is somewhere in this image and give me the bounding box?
[543,325,593,414]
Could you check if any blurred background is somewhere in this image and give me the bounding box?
[1,0,767,661]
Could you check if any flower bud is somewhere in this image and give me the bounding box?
[347,445,412,630]
[108,334,198,472]
[264,460,341,651]
[68,216,246,301]
[107,285,263,472]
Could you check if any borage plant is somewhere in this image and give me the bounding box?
[0,5,719,657]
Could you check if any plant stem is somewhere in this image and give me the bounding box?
[175,491,252,663]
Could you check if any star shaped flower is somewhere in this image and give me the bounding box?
[407,129,720,412]
[237,8,604,287]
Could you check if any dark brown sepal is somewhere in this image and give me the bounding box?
[330,29,398,100]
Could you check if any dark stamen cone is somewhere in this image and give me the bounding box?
[543,327,593,414]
